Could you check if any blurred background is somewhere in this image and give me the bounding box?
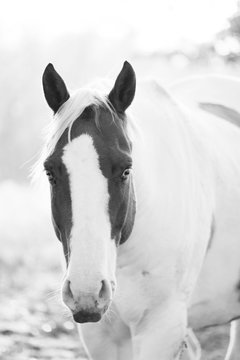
[1,0,240,358]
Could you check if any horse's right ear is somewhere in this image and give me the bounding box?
[42,63,70,113]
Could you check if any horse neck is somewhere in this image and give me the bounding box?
[118,94,214,273]
[128,94,195,217]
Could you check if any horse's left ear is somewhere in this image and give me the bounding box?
[109,61,136,114]
[42,63,70,113]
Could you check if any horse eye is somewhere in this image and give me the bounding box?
[121,168,131,181]
[46,171,56,185]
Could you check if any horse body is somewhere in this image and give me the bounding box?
[189,108,240,329]
[40,63,240,360]
[170,77,240,329]
[114,81,216,359]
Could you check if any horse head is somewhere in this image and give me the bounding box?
[42,62,136,323]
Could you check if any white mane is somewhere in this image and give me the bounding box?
[32,82,114,181]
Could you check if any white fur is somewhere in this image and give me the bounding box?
[62,134,116,296]
[170,75,240,360]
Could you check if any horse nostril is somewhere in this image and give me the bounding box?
[99,279,111,301]
[65,280,73,298]
[62,279,75,311]
[99,280,106,299]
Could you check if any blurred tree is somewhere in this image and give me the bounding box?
[229,12,240,36]
[215,3,240,61]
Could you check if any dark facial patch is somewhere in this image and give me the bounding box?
[44,136,72,263]
[70,105,136,245]
[45,102,136,264]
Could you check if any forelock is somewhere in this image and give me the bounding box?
[31,82,115,182]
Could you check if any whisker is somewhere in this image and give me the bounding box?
[62,309,73,320]
[45,292,61,303]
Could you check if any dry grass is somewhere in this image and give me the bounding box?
[0,181,85,359]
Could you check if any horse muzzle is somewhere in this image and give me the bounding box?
[62,278,115,323]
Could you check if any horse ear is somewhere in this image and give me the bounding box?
[109,61,136,114]
[42,63,70,113]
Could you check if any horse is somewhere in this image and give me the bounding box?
[38,61,240,359]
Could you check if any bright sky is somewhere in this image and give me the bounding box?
[0,0,238,52]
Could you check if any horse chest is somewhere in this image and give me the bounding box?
[114,269,165,325]
[114,258,179,326]
[114,270,148,324]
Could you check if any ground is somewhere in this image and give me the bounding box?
[0,181,85,360]
[0,181,232,359]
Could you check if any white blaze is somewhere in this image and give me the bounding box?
[62,134,116,295]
